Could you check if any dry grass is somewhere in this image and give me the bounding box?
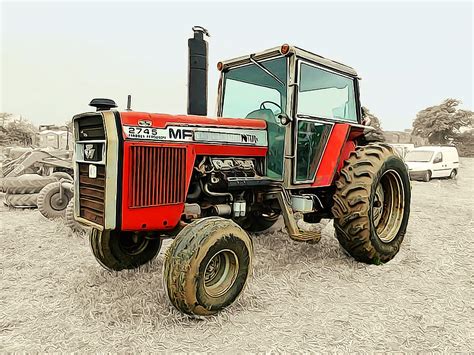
[1,159,473,352]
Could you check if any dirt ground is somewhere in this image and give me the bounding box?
[1,159,473,352]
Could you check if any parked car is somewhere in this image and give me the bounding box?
[405,146,459,181]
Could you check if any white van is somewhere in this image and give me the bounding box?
[405,146,459,181]
[389,143,415,159]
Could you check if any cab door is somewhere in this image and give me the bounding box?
[292,60,358,185]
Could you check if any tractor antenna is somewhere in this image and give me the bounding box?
[126,95,132,111]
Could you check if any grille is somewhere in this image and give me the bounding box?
[78,163,105,225]
[129,146,186,208]
[77,114,105,141]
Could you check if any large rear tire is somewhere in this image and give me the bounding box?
[3,174,57,194]
[5,193,38,207]
[332,144,411,264]
[163,217,253,316]
[89,229,162,271]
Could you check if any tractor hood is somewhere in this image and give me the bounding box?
[119,111,268,147]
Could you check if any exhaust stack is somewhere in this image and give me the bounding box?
[187,26,209,116]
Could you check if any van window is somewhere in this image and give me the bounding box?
[405,151,433,162]
[433,152,443,164]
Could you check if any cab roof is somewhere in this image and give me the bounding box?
[220,44,358,78]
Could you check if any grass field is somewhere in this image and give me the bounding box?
[1,159,473,352]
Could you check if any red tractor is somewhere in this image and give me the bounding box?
[72,27,410,316]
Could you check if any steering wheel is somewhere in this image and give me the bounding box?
[259,101,282,113]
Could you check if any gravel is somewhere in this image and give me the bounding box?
[1,158,473,352]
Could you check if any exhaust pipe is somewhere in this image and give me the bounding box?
[187,26,209,116]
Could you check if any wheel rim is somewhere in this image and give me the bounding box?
[118,233,149,256]
[450,170,456,178]
[50,193,69,210]
[204,249,239,298]
[372,169,405,243]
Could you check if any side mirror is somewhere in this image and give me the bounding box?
[278,113,292,126]
[433,157,442,164]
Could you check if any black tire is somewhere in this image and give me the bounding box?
[65,199,85,233]
[235,211,280,233]
[89,229,162,271]
[5,193,38,207]
[449,169,457,179]
[3,174,57,194]
[37,182,73,218]
[422,171,431,182]
[332,143,411,264]
[50,172,73,181]
[164,217,253,316]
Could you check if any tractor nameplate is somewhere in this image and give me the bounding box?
[123,125,267,147]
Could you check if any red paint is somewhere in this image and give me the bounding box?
[120,111,266,130]
[338,140,356,171]
[312,124,350,187]
[120,139,267,231]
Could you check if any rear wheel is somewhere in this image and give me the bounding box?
[422,171,431,182]
[163,217,253,316]
[332,144,411,264]
[449,169,457,179]
[89,229,162,271]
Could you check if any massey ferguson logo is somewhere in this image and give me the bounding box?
[138,120,152,127]
[84,144,95,159]
[169,127,193,140]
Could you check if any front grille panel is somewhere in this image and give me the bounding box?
[77,114,105,141]
[78,163,105,224]
[129,146,186,208]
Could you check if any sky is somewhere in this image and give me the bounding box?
[1,0,472,131]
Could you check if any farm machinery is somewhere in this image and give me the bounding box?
[72,27,411,316]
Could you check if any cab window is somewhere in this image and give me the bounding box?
[297,62,357,122]
[221,57,287,179]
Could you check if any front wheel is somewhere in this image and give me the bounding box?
[90,229,162,271]
[163,217,253,316]
[449,169,457,179]
[332,144,411,264]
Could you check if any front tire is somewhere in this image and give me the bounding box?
[332,144,411,264]
[163,217,253,316]
[449,169,457,179]
[37,182,73,218]
[90,229,162,271]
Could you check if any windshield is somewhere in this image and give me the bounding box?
[222,57,287,118]
[221,57,287,180]
[405,151,434,162]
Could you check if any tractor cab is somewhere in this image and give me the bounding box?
[216,45,364,186]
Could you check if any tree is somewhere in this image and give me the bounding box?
[412,99,473,144]
[0,114,37,147]
[361,106,385,142]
